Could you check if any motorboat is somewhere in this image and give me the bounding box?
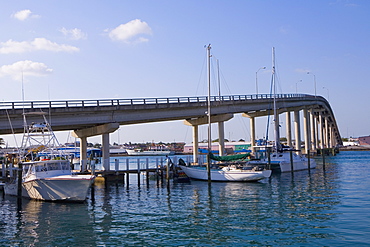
[4,111,95,202]
[4,159,94,201]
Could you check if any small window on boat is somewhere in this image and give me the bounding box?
[279,155,283,157]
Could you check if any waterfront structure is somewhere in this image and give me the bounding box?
[0,94,342,171]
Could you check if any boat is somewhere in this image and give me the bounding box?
[126,147,172,156]
[178,157,272,182]
[4,112,95,202]
[251,47,316,172]
[178,45,272,182]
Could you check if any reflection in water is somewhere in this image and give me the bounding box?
[0,196,96,246]
[2,152,369,246]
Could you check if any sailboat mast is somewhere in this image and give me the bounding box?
[272,47,280,151]
[207,44,212,153]
[206,44,212,182]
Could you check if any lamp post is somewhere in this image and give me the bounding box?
[307,72,317,97]
[323,86,329,100]
[255,66,266,95]
[296,79,302,94]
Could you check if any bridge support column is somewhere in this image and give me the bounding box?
[184,114,233,163]
[294,110,301,153]
[102,133,110,170]
[72,123,119,172]
[315,115,320,150]
[319,113,324,149]
[192,125,199,164]
[80,137,87,172]
[325,117,329,149]
[218,121,225,156]
[250,117,256,154]
[303,108,310,155]
[310,109,317,151]
[286,111,292,147]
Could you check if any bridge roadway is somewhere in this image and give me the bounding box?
[0,93,341,145]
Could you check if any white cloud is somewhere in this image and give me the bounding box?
[60,28,87,40]
[12,9,40,21]
[107,19,152,43]
[0,60,53,81]
[0,38,79,54]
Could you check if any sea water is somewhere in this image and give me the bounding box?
[0,151,369,246]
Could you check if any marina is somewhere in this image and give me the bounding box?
[1,151,369,246]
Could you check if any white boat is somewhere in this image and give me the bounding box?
[4,159,94,201]
[178,45,271,182]
[126,148,171,156]
[179,164,271,182]
[4,111,95,202]
[250,149,316,173]
[260,47,316,172]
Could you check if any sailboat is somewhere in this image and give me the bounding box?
[178,45,272,182]
[4,112,95,202]
[252,47,317,173]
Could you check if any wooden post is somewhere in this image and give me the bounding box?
[267,149,271,170]
[160,157,164,183]
[146,158,149,186]
[166,157,170,182]
[322,149,326,168]
[137,158,140,188]
[207,153,211,183]
[290,150,294,172]
[17,163,23,198]
[126,159,130,187]
[115,159,119,171]
[307,150,311,170]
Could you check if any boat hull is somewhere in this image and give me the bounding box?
[126,150,171,156]
[276,159,317,172]
[179,166,271,182]
[5,175,94,202]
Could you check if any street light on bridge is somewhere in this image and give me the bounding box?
[323,86,330,100]
[255,66,266,95]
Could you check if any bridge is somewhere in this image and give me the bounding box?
[0,94,341,170]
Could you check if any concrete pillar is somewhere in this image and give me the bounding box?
[72,123,119,171]
[80,136,87,172]
[328,125,333,148]
[286,111,292,147]
[218,121,225,156]
[315,115,319,150]
[310,109,316,151]
[192,125,199,164]
[319,113,324,149]
[294,110,301,152]
[250,117,256,153]
[303,108,310,154]
[325,117,329,148]
[102,133,110,170]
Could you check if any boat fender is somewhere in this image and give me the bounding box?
[222,167,230,171]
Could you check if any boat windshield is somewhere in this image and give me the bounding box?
[34,161,71,172]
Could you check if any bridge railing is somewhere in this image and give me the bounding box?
[0,94,309,110]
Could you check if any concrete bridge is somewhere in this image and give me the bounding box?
[0,94,341,170]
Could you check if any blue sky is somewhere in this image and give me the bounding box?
[0,0,368,146]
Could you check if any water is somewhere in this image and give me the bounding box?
[1,151,369,246]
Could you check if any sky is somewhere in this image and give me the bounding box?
[0,0,369,147]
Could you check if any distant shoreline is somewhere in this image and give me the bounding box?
[339,146,370,151]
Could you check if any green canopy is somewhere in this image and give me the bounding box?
[209,152,250,161]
